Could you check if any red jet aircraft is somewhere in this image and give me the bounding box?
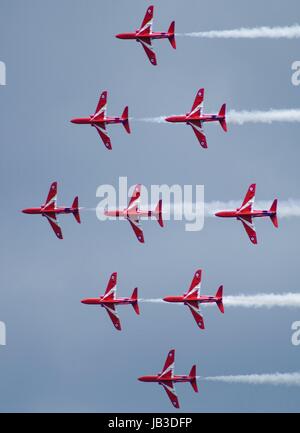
[70,91,130,150]
[138,349,198,409]
[104,184,163,243]
[22,182,80,239]
[215,184,278,245]
[116,5,176,66]
[164,269,224,330]
[81,272,139,331]
[165,88,227,148]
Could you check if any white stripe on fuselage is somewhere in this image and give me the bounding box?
[238,216,256,231]
[188,103,203,118]
[184,285,200,298]
[187,121,203,133]
[160,362,174,378]
[45,194,57,208]
[103,287,117,300]
[93,103,107,119]
[138,19,153,35]
[93,123,109,137]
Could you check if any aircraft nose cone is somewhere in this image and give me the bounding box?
[215,212,222,217]
[70,118,78,124]
[22,209,29,214]
[115,34,122,39]
[165,117,172,122]
[138,376,145,382]
[81,299,88,304]
[163,297,171,302]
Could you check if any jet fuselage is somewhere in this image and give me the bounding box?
[138,375,192,384]
[215,210,276,219]
[116,31,172,41]
[163,295,220,305]
[165,114,224,124]
[81,297,133,306]
[22,206,74,216]
[71,116,123,126]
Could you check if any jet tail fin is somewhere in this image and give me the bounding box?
[155,200,164,227]
[168,21,176,49]
[216,285,224,314]
[131,288,140,315]
[219,104,227,132]
[121,106,131,134]
[189,365,198,393]
[72,196,81,224]
[269,199,279,228]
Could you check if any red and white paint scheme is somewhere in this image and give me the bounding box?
[70,91,130,150]
[165,88,227,148]
[115,5,176,66]
[81,272,139,331]
[215,184,278,245]
[164,269,224,330]
[138,349,198,409]
[22,182,80,240]
[105,184,163,244]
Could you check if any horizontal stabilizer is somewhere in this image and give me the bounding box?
[131,288,140,315]
[121,106,131,134]
[189,365,198,393]
[168,21,176,49]
[155,199,164,227]
[72,196,81,224]
[215,286,224,313]
[219,104,227,132]
[269,199,279,228]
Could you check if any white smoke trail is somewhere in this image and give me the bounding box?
[133,116,168,124]
[223,293,300,309]
[227,109,300,125]
[205,200,300,218]
[178,24,300,39]
[204,373,300,386]
[139,299,165,303]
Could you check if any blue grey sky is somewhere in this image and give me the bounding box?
[0,0,300,412]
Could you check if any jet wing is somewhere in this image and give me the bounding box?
[127,184,141,211]
[126,185,144,242]
[161,381,180,409]
[238,215,258,245]
[188,121,208,148]
[45,213,63,240]
[238,184,256,213]
[159,349,175,380]
[128,218,145,244]
[137,5,153,35]
[103,304,121,331]
[102,272,117,300]
[184,269,202,299]
[188,88,204,117]
[186,301,205,330]
[43,182,57,210]
[92,91,107,121]
[138,38,157,66]
[92,123,112,150]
